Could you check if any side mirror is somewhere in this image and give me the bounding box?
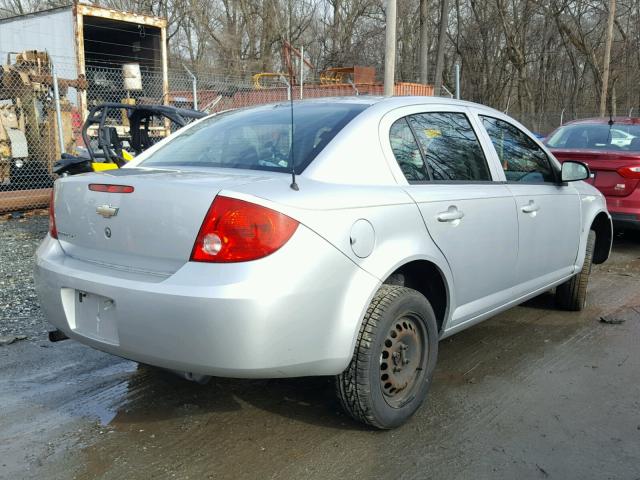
[561,161,590,182]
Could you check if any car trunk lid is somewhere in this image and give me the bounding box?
[551,149,640,197]
[53,168,274,275]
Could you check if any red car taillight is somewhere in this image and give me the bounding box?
[617,166,640,179]
[190,196,299,263]
[49,188,57,239]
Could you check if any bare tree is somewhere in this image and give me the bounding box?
[1,0,638,131]
[419,0,429,83]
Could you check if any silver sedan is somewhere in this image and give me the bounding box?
[35,97,612,429]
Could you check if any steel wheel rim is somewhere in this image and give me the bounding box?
[379,313,426,408]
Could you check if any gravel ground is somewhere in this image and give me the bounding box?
[0,211,50,341]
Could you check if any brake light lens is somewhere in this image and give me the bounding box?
[89,184,134,193]
[191,196,299,263]
[49,188,57,239]
[617,166,640,179]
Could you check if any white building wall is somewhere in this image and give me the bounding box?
[0,7,78,78]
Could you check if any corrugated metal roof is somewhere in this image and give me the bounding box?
[0,4,72,24]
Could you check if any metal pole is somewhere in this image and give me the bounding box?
[454,62,460,99]
[280,75,291,101]
[50,59,65,155]
[434,0,450,96]
[183,64,198,110]
[599,0,616,117]
[560,108,565,126]
[300,46,304,100]
[383,0,397,97]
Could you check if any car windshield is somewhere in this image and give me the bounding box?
[139,102,368,173]
[546,123,640,151]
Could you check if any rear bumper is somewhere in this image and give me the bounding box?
[34,226,379,378]
[607,194,640,230]
[610,212,640,230]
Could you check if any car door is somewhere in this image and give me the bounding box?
[383,106,519,326]
[478,114,581,288]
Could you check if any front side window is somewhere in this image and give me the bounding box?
[408,112,492,181]
[481,116,556,183]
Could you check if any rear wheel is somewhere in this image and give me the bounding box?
[556,230,596,311]
[335,285,438,429]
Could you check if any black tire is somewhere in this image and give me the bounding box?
[556,230,596,311]
[335,285,438,429]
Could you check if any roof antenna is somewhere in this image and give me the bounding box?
[607,103,614,145]
[287,71,299,191]
[608,102,614,126]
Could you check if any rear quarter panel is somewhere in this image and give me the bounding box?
[225,178,455,332]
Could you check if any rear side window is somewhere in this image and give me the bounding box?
[140,103,368,173]
[481,116,556,183]
[396,112,491,181]
[389,118,429,181]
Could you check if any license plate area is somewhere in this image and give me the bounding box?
[61,288,119,345]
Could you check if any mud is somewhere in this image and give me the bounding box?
[1,234,640,480]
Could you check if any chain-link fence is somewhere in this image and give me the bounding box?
[509,112,600,137]
[0,56,437,213]
[0,53,76,213]
[0,52,616,214]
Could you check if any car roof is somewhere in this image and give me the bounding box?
[267,95,505,116]
[562,116,640,126]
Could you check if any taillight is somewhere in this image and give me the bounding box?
[89,184,134,193]
[617,166,640,179]
[49,188,57,239]
[191,196,299,263]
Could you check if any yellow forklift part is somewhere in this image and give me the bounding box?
[92,162,119,172]
[252,72,286,89]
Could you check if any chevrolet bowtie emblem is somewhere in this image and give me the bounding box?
[96,205,119,218]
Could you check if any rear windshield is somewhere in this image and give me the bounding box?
[546,123,640,152]
[139,102,368,173]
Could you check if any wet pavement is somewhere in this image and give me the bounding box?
[1,234,640,479]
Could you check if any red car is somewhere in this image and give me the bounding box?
[547,117,640,230]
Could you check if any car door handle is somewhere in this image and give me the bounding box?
[437,207,464,222]
[521,201,540,213]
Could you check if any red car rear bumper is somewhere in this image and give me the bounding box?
[606,191,640,229]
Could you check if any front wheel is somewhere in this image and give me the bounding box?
[335,285,438,429]
[556,230,596,311]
